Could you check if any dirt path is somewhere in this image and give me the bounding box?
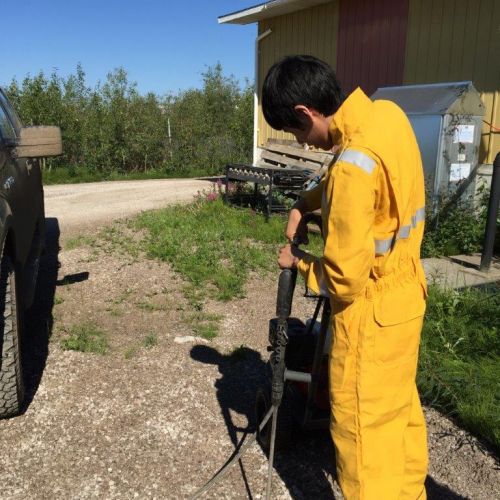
[44,178,214,235]
[0,194,498,499]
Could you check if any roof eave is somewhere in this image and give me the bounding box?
[218,0,331,25]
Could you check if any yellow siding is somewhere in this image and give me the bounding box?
[404,0,500,164]
[256,1,339,146]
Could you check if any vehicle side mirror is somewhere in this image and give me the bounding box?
[15,126,62,158]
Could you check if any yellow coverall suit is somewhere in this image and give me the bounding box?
[297,88,428,499]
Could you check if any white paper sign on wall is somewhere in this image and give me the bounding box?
[453,125,475,144]
[450,163,471,182]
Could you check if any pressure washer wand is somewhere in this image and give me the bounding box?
[266,268,297,500]
[190,268,296,500]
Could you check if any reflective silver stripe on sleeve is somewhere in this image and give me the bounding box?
[338,149,376,174]
[375,237,393,255]
[374,206,426,255]
[412,207,426,226]
[397,224,411,239]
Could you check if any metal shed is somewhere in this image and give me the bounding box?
[372,81,485,206]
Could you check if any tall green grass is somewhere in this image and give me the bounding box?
[136,197,324,301]
[419,284,500,452]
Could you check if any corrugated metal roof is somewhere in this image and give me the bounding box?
[371,81,485,116]
[218,0,331,25]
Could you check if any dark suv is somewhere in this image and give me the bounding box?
[0,88,61,417]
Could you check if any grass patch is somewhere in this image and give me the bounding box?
[60,322,109,355]
[419,284,500,452]
[54,296,64,305]
[136,197,323,302]
[65,235,96,250]
[135,300,166,312]
[97,222,141,259]
[124,347,137,359]
[185,311,222,340]
[143,333,158,349]
[114,288,134,304]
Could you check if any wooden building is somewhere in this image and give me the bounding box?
[219,0,500,167]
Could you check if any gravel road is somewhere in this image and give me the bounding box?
[44,178,213,234]
[0,181,498,499]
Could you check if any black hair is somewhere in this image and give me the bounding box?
[262,55,344,130]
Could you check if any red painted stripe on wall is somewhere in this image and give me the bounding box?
[336,0,410,96]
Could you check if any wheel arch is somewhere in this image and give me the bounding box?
[0,199,15,262]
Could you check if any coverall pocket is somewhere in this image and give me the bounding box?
[372,283,426,366]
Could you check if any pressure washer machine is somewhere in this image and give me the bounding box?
[191,267,332,499]
[256,268,331,453]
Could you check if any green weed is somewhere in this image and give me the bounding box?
[136,300,166,312]
[54,296,64,305]
[114,288,134,305]
[421,191,488,258]
[419,284,500,452]
[143,333,158,349]
[124,347,137,359]
[185,311,222,340]
[65,235,95,250]
[60,323,109,355]
[106,307,123,317]
[97,222,140,259]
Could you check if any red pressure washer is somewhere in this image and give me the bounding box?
[191,261,331,499]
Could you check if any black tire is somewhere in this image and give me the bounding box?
[255,383,297,453]
[0,254,25,418]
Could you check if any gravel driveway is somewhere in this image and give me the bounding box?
[44,178,213,235]
[0,181,498,499]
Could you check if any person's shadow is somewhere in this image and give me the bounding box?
[190,344,337,499]
[21,217,61,412]
[191,342,473,500]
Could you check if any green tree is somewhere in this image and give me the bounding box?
[4,63,253,177]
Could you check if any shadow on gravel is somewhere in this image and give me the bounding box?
[426,476,468,499]
[190,344,337,499]
[57,271,89,286]
[21,217,61,412]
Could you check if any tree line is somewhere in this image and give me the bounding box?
[5,63,253,176]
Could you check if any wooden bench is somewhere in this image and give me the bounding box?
[225,140,334,217]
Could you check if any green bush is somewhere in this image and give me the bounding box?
[421,189,488,258]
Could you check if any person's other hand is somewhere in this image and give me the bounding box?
[278,244,305,269]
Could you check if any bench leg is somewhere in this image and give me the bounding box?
[267,178,273,220]
[224,170,230,205]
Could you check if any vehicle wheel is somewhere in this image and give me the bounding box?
[0,254,25,418]
[255,383,297,453]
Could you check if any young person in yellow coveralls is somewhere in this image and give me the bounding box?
[262,55,428,499]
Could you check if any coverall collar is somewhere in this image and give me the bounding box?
[329,87,374,147]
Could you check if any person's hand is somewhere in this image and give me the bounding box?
[286,200,309,244]
[278,244,305,269]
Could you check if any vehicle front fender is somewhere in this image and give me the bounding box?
[0,198,14,257]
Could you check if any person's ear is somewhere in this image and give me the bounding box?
[293,105,318,126]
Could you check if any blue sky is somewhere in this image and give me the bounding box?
[1,0,257,95]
